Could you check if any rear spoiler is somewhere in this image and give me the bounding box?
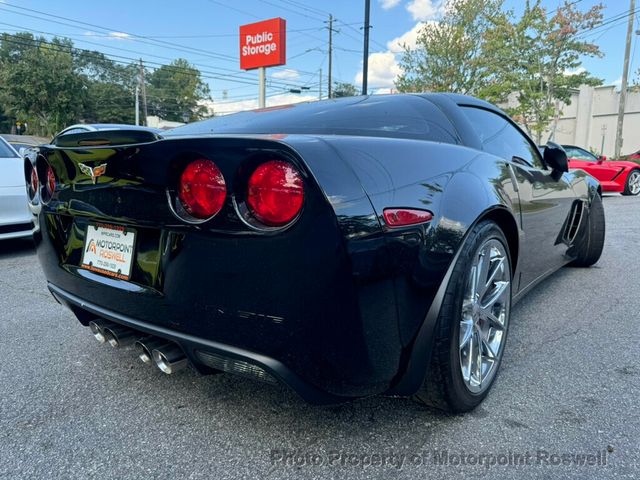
[52,129,163,148]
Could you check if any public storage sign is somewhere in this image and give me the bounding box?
[240,17,286,70]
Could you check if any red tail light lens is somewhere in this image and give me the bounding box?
[247,160,304,227]
[178,159,226,219]
[29,167,39,197]
[46,165,56,196]
[383,208,433,227]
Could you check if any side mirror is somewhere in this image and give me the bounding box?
[18,147,27,158]
[597,155,606,163]
[543,142,569,174]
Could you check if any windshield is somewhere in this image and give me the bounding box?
[0,138,18,158]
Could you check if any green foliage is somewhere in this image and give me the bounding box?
[396,0,507,95]
[147,59,210,122]
[332,82,358,98]
[486,0,604,143]
[0,33,211,135]
[396,0,604,145]
[0,33,86,135]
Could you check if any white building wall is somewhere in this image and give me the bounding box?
[548,85,640,157]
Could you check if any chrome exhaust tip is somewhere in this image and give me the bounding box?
[88,320,106,344]
[152,344,188,374]
[102,324,138,348]
[88,320,118,344]
[135,337,171,365]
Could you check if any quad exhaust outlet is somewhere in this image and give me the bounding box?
[152,344,188,374]
[88,320,116,344]
[135,337,171,365]
[87,321,188,374]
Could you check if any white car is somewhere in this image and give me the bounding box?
[0,136,38,240]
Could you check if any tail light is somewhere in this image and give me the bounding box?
[30,167,39,197]
[25,160,38,202]
[43,164,56,202]
[383,208,433,227]
[46,165,56,194]
[247,160,304,227]
[178,159,226,219]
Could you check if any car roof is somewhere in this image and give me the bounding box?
[165,93,494,141]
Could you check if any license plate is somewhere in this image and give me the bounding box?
[81,223,136,280]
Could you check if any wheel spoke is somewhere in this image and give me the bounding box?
[482,309,505,331]
[484,256,505,292]
[481,280,509,310]
[473,330,483,387]
[481,337,497,359]
[460,318,473,349]
[475,249,490,298]
[464,328,474,382]
[468,265,478,300]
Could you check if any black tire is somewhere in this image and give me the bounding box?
[569,194,605,267]
[413,221,512,413]
[622,169,640,196]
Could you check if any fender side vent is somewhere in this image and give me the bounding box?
[565,200,585,243]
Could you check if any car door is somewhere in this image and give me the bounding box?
[459,106,576,291]
[565,146,619,183]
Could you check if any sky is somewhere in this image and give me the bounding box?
[0,0,637,115]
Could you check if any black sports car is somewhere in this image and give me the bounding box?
[29,94,605,412]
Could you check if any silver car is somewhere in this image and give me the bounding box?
[0,136,38,240]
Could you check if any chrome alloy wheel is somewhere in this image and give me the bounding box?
[628,170,640,195]
[459,238,511,394]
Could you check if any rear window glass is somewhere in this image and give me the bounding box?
[0,139,18,158]
[168,96,459,144]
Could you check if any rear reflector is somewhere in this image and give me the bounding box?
[196,351,277,385]
[383,208,433,227]
[178,159,226,219]
[247,160,304,227]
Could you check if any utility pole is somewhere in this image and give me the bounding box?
[318,68,322,100]
[327,15,334,98]
[134,85,140,126]
[258,67,266,108]
[615,0,635,158]
[139,59,148,126]
[362,0,371,95]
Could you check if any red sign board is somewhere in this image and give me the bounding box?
[239,17,286,70]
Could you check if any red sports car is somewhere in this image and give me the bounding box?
[563,145,640,196]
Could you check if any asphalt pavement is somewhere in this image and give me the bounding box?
[0,194,638,479]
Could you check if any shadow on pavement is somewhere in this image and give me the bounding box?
[0,237,36,260]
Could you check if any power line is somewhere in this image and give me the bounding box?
[574,6,640,39]
[0,1,353,85]
[0,29,324,90]
[0,33,318,105]
[0,2,238,63]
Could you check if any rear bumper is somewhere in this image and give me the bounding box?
[0,186,38,239]
[0,221,37,240]
[49,283,351,405]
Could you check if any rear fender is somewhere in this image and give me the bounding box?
[383,167,520,396]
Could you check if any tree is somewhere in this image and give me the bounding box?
[396,0,507,95]
[0,33,87,135]
[79,52,139,124]
[332,82,358,98]
[486,0,604,143]
[147,59,210,122]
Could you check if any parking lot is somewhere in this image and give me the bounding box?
[0,194,638,479]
